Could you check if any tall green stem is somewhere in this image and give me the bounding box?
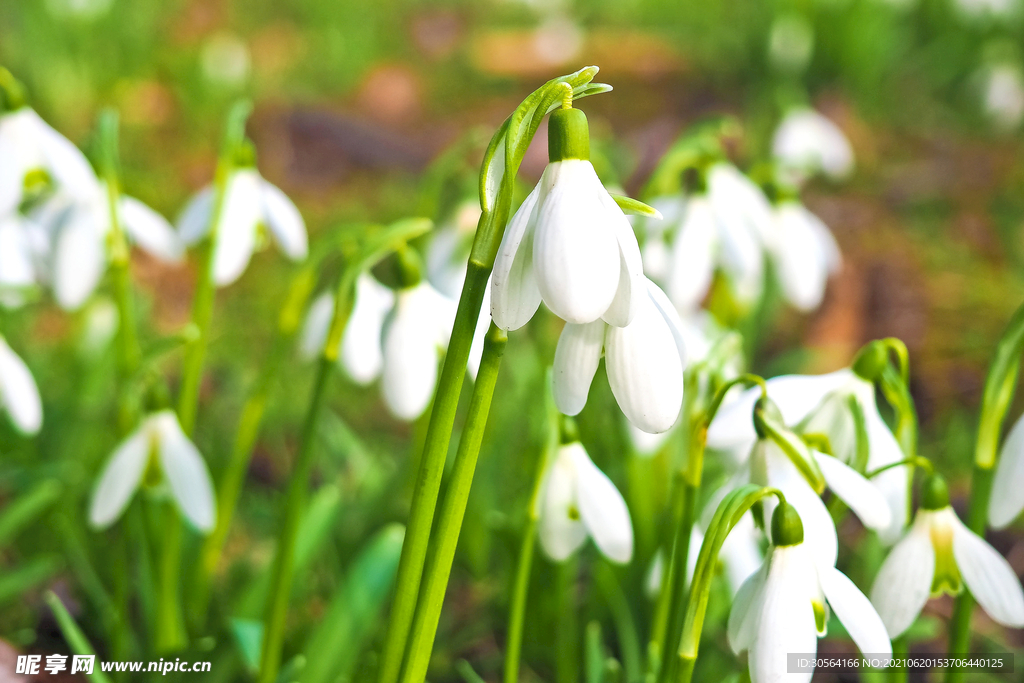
[399,324,507,683]
[155,505,185,652]
[258,356,332,683]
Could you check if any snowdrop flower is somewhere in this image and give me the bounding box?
[741,400,892,567]
[766,201,841,312]
[872,474,1024,637]
[88,410,216,532]
[490,106,644,330]
[41,185,184,310]
[539,440,633,564]
[772,108,854,184]
[0,336,42,435]
[730,503,891,683]
[426,200,482,299]
[178,165,307,286]
[982,64,1024,131]
[0,214,46,307]
[0,105,98,216]
[553,277,687,434]
[708,357,908,542]
[989,412,1024,527]
[298,274,456,421]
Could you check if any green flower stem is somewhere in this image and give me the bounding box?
[887,635,908,683]
[155,504,185,652]
[44,591,114,683]
[399,324,507,683]
[376,260,490,683]
[557,557,581,683]
[194,266,317,617]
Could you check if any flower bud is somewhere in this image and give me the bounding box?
[852,340,888,381]
[548,107,590,162]
[770,500,804,546]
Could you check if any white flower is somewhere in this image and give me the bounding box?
[744,436,892,568]
[982,64,1024,131]
[426,201,482,300]
[708,368,909,542]
[989,412,1024,527]
[553,278,687,434]
[0,213,44,307]
[298,275,456,421]
[871,496,1024,637]
[0,107,98,216]
[953,0,1017,20]
[178,168,307,286]
[490,159,644,330]
[39,185,184,310]
[766,201,841,312]
[730,528,891,683]
[772,108,854,184]
[0,336,42,435]
[88,410,216,532]
[539,441,633,564]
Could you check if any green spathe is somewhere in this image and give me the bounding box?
[548,107,591,162]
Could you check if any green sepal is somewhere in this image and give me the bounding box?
[610,194,663,218]
[771,501,805,547]
[548,107,590,162]
[920,473,950,510]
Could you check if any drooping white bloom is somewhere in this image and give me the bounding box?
[0,107,99,216]
[766,201,841,312]
[708,368,908,542]
[982,64,1024,131]
[298,275,456,421]
[178,168,308,286]
[730,534,891,683]
[989,412,1024,527]
[426,201,482,299]
[0,336,43,435]
[553,278,687,434]
[768,13,815,74]
[773,108,855,184]
[39,185,184,310]
[0,213,46,307]
[539,441,633,564]
[744,437,892,568]
[490,159,644,330]
[871,501,1024,637]
[88,410,216,532]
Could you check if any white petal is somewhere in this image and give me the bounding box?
[862,396,910,542]
[817,453,892,531]
[341,275,394,384]
[989,411,1024,528]
[951,514,1024,628]
[728,557,769,654]
[552,320,606,416]
[211,171,261,286]
[0,216,38,288]
[667,196,717,313]
[869,518,935,638]
[773,109,854,182]
[154,411,216,532]
[490,184,542,331]
[820,566,892,656]
[29,110,99,202]
[0,113,32,215]
[298,291,336,361]
[119,196,185,262]
[721,512,765,595]
[599,189,645,327]
[260,179,308,260]
[532,160,621,324]
[176,186,216,245]
[749,546,817,683]
[768,203,831,312]
[0,337,43,434]
[568,443,634,563]
[538,445,587,561]
[53,205,105,310]
[381,286,440,420]
[604,283,685,434]
[88,426,150,528]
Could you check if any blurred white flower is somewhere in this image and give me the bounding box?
[0,107,98,216]
[88,410,216,532]
[490,159,644,330]
[982,64,1024,131]
[953,0,1017,20]
[708,368,908,542]
[872,484,1024,637]
[178,168,307,286]
[0,213,45,307]
[539,441,633,564]
[553,278,687,434]
[730,520,891,683]
[299,274,457,421]
[426,201,481,299]
[45,0,114,19]
[989,412,1024,527]
[773,108,854,184]
[766,201,842,312]
[77,298,120,359]
[0,335,42,435]
[768,13,815,74]
[200,33,251,88]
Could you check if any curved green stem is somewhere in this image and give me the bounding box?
[399,324,507,683]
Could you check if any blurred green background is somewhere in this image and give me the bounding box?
[4,0,1024,680]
